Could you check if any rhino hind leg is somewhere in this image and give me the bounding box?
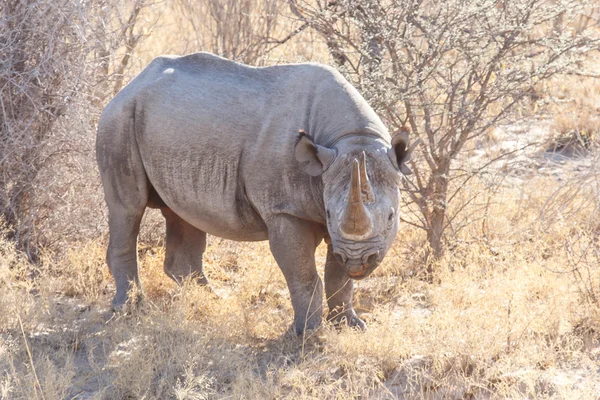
[97,110,150,309]
[161,207,208,285]
[107,209,145,308]
[325,245,366,330]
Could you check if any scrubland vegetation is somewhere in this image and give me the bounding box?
[1,0,600,398]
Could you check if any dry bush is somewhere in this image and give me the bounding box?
[172,0,284,64]
[538,71,600,155]
[0,0,94,259]
[0,0,158,260]
[135,0,332,67]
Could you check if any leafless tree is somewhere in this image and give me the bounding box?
[289,0,598,261]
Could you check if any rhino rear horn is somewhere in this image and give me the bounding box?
[359,151,375,203]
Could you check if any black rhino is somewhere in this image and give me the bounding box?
[96,52,416,334]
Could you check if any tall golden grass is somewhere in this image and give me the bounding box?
[2,168,599,398]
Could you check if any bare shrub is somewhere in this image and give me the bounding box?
[0,0,156,259]
[543,72,600,154]
[538,153,600,330]
[289,0,599,261]
[171,0,285,64]
[0,0,89,258]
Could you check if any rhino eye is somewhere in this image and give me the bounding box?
[326,209,331,221]
[387,210,395,228]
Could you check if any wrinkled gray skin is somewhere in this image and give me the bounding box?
[96,52,415,334]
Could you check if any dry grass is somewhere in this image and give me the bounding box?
[536,61,600,154]
[1,169,599,399]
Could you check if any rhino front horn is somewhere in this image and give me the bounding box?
[340,159,373,240]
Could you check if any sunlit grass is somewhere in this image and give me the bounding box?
[1,171,599,399]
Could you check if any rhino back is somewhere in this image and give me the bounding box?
[107,52,389,240]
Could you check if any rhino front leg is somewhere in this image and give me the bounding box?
[162,208,208,285]
[325,245,366,330]
[268,215,323,335]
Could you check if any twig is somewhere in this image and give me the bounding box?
[17,314,45,400]
[265,21,309,47]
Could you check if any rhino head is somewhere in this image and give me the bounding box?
[295,129,417,279]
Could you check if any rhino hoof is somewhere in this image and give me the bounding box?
[328,310,366,331]
[292,319,322,336]
[349,315,366,331]
[111,292,143,313]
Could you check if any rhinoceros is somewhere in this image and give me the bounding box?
[96,52,416,334]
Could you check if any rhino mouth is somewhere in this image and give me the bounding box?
[333,248,381,280]
[347,268,373,280]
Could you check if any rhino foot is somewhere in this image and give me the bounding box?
[291,317,322,336]
[327,309,366,331]
[111,291,144,313]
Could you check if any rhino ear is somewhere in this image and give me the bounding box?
[295,130,337,176]
[388,127,419,175]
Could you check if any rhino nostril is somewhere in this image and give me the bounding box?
[364,251,380,267]
[334,252,347,266]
